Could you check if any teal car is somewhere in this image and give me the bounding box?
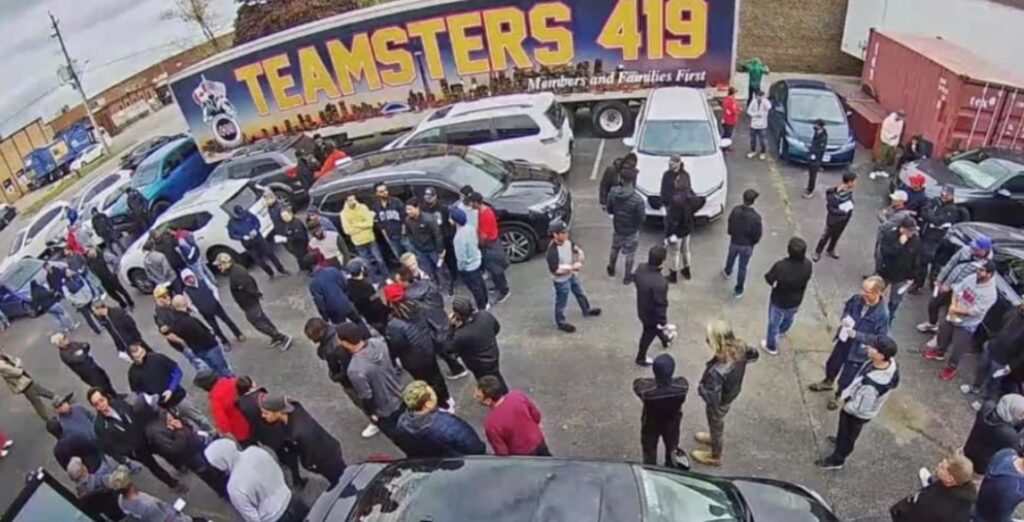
[107,136,217,231]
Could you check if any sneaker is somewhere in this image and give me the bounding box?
[557,323,577,333]
[277,335,294,352]
[667,271,678,284]
[825,251,840,260]
[448,369,470,380]
[606,265,615,277]
[733,290,744,299]
[361,423,380,438]
[826,397,839,410]
[172,482,189,494]
[691,449,721,466]
[3,439,12,449]
[622,275,634,285]
[808,380,835,392]
[496,290,512,304]
[925,337,938,349]
[279,270,293,277]
[959,384,979,395]
[721,269,730,280]
[940,367,958,381]
[918,467,933,487]
[746,152,756,159]
[759,153,767,161]
[584,308,602,317]
[661,330,677,348]
[922,349,944,361]
[815,458,844,470]
[801,191,814,199]
[236,335,247,342]
[222,342,232,353]
[916,322,938,333]
[0,449,7,458]
[636,357,653,367]
[760,340,778,356]
[681,267,692,280]
[694,432,712,446]
[812,253,821,262]
[72,322,82,331]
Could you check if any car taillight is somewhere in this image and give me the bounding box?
[285,166,298,179]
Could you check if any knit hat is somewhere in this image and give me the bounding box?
[66,457,86,480]
[971,235,993,251]
[382,283,405,304]
[450,206,468,226]
[940,185,956,197]
[996,394,1024,427]
[899,216,917,230]
[652,354,675,384]
[52,392,74,409]
[402,380,434,410]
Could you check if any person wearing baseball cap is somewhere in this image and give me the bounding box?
[215,252,293,352]
[259,393,346,487]
[912,184,969,293]
[918,233,993,333]
[874,109,906,177]
[923,259,998,382]
[817,335,900,470]
[545,220,601,333]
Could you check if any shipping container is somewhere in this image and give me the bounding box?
[862,30,1024,158]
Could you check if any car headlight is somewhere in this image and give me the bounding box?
[528,194,562,214]
[785,135,807,150]
[839,139,856,152]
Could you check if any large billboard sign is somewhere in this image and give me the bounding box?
[171,0,737,160]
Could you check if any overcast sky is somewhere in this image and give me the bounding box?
[0,0,238,136]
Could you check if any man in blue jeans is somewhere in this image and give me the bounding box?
[762,238,813,355]
[545,221,601,333]
[722,189,762,298]
[451,206,488,310]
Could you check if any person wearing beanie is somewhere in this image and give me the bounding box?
[259,393,346,487]
[633,245,675,366]
[451,205,488,309]
[923,260,998,381]
[344,258,390,336]
[817,335,900,470]
[889,454,976,522]
[396,380,485,458]
[546,220,601,333]
[446,296,504,385]
[912,184,969,293]
[723,188,762,298]
[204,438,307,522]
[475,375,550,456]
[876,216,921,321]
[227,204,291,278]
[632,354,689,467]
[918,235,994,333]
[963,394,1024,475]
[761,237,813,356]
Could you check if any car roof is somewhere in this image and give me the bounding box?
[420,93,554,127]
[644,87,710,120]
[137,136,191,169]
[33,201,69,220]
[311,145,469,196]
[226,135,306,160]
[158,179,249,220]
[782,78,833,91]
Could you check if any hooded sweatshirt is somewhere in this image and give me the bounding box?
[840,359,900,420]
[606,184,646,236]
[346,336,403,418]
[181,269,219,315]
[341,202,376,246]
[633,354,689,429]
[204,440,291,522]
[964,396,1024,474]
[973,448,1024,522]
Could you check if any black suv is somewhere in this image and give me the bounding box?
[309,145,572,263]
[203,135,316,207]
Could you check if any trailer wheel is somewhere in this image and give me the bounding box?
[592,101,631,138]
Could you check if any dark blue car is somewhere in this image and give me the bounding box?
[767,79,856,166]
[0,258,63,319]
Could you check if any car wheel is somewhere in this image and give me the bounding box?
[500,225,537,264]
[150,200,171,217]
[128,269,156,294]
[777,133,789,160]
[591,101,632,138]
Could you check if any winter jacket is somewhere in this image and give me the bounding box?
[422,201,454,240]
[973,448,1024,522]
[964,401,1021,474]
[175,232,202,267]
[341,202,377,246]
[405,278,450,345]
[236,388,289,451]
[809,129,828,161]
[0,354,33,393]
[205,443,292,522]
[835,294,890,364]
[227,263,262,310]
[99,306,145,354]
[747,98,772,130]
[309,265,355,323]
[63,274,96,308]
[53,433,104,472]
[606,184,646,236]
[920,200,969,250]
[228,211,262,244]
[665,190,703,239]
[93,398,151,460]
[372,197,406,238]
[396,409,486,458]
[154,233,186,271]
[91,212,117,240]
[85,252,118,286]
[905,188,929,215]
[659,169,692,210]
[314,324,352,387]
[348,278,389,328]
[143,251,177,286]
[446,310,501,373]
[726,204,762,247]
[889,481,977,522]
[386,314,436,374]
[765,256,813,309]
[937,245,994,288]
[840,360,900,420]
[598,157,625,208]
[878,232,921,284]
[145,416,207,469]
[697,346,759,408]
[280,219,309,253]
[407,212,443,253]
[633,376,689,428]
[207,376,251,443]
[58,342,108,387]
[30,281,61,314]
[57,404,98,442]
[346,337,404,418]
[824,186,855,226]
[283,401,346,480]
[128,352,186,408]
[634,264,668,326]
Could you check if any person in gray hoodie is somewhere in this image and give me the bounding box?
[817,336,900,470]
[337,322,406,445]
[204,438,307,522]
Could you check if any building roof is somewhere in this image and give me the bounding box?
[879,31,1024,90]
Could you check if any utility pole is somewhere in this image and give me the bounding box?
[49,11,109,152]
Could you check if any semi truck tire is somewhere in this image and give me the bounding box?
[591,101,632,138]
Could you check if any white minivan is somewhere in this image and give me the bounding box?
[625,87,728,220]
[384,93,574,174]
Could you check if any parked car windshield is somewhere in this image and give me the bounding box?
[0,259,41,291]
[949,158,1020,189]
[636,467,743,522]
[639,120,717,156]
[788,90,846,124]
[132,161,161,188]
[223,183,262,214]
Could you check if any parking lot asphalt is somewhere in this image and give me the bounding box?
[0,115,982,521]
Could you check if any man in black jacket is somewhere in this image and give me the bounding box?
[762,238,813,356]
[92,301,147,361]
[86,388,184,492]
[446,296,503,385]
[46,417,105,472]
[422,188,457,295]
[168,295,234,378]
[90,208,124,255]
[633,354,689,467]
[259,394,346,487]
[967,303,1024,402]
[373,183,415,259]
[215,253,292,351]
[803,119,828,198]
[235,376,307,487]
[722,189,762,298]
[889,454,976,522]
[912,185,970,292]
[125,343,212,432]
[634,246,675,366]
[814,172,857,262]
[877,217,921,321]
[145,409,228,498]
[599,153,636,210]
[84,247,134,310]
[606,167,646,285]
[405,197,444,282]
[182,268,244,347]
[52,333,118,396]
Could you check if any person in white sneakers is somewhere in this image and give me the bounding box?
[874,110,905,177]
[633,246,676,366]
[746,90,772,160]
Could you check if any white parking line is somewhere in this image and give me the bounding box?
[589,139,606,180]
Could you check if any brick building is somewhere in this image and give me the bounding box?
[737,0,861,75]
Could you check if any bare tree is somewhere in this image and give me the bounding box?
[161,0,222,51]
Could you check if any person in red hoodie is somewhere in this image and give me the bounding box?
[194,370,252,445]
[316,144,349,180]
[720,87,739,146]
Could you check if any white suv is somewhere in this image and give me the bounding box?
[384,93,574,174]
[118,179,273,293]
[625,87,728,220]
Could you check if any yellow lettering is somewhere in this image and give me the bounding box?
[407,18,446,80]
[234,63,270,117]
[263,54,303,111]
[483,8,533,71]
[326,34,382,96]
[666,0,707,59]
[530,3,574,66]
[372,26,415,87]
[643,0,664,60]
[297,47,340,104]
[446,12,489,76]
[596,0,641,61]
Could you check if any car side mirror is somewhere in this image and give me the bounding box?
[623,137,636,148]
[997,188,1012,198]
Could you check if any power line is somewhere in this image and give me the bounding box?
[0,83,66,129]
[49,11,109,150]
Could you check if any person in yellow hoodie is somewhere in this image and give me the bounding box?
[341,195,386,283]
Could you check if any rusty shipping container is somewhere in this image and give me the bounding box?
[862,30,1024,158]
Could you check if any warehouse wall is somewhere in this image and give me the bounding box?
[738,0,862,75]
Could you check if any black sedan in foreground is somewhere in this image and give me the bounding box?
[893,148,1024,226]
[308,457,838,522]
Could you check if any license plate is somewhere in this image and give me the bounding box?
[823,154,832,162]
